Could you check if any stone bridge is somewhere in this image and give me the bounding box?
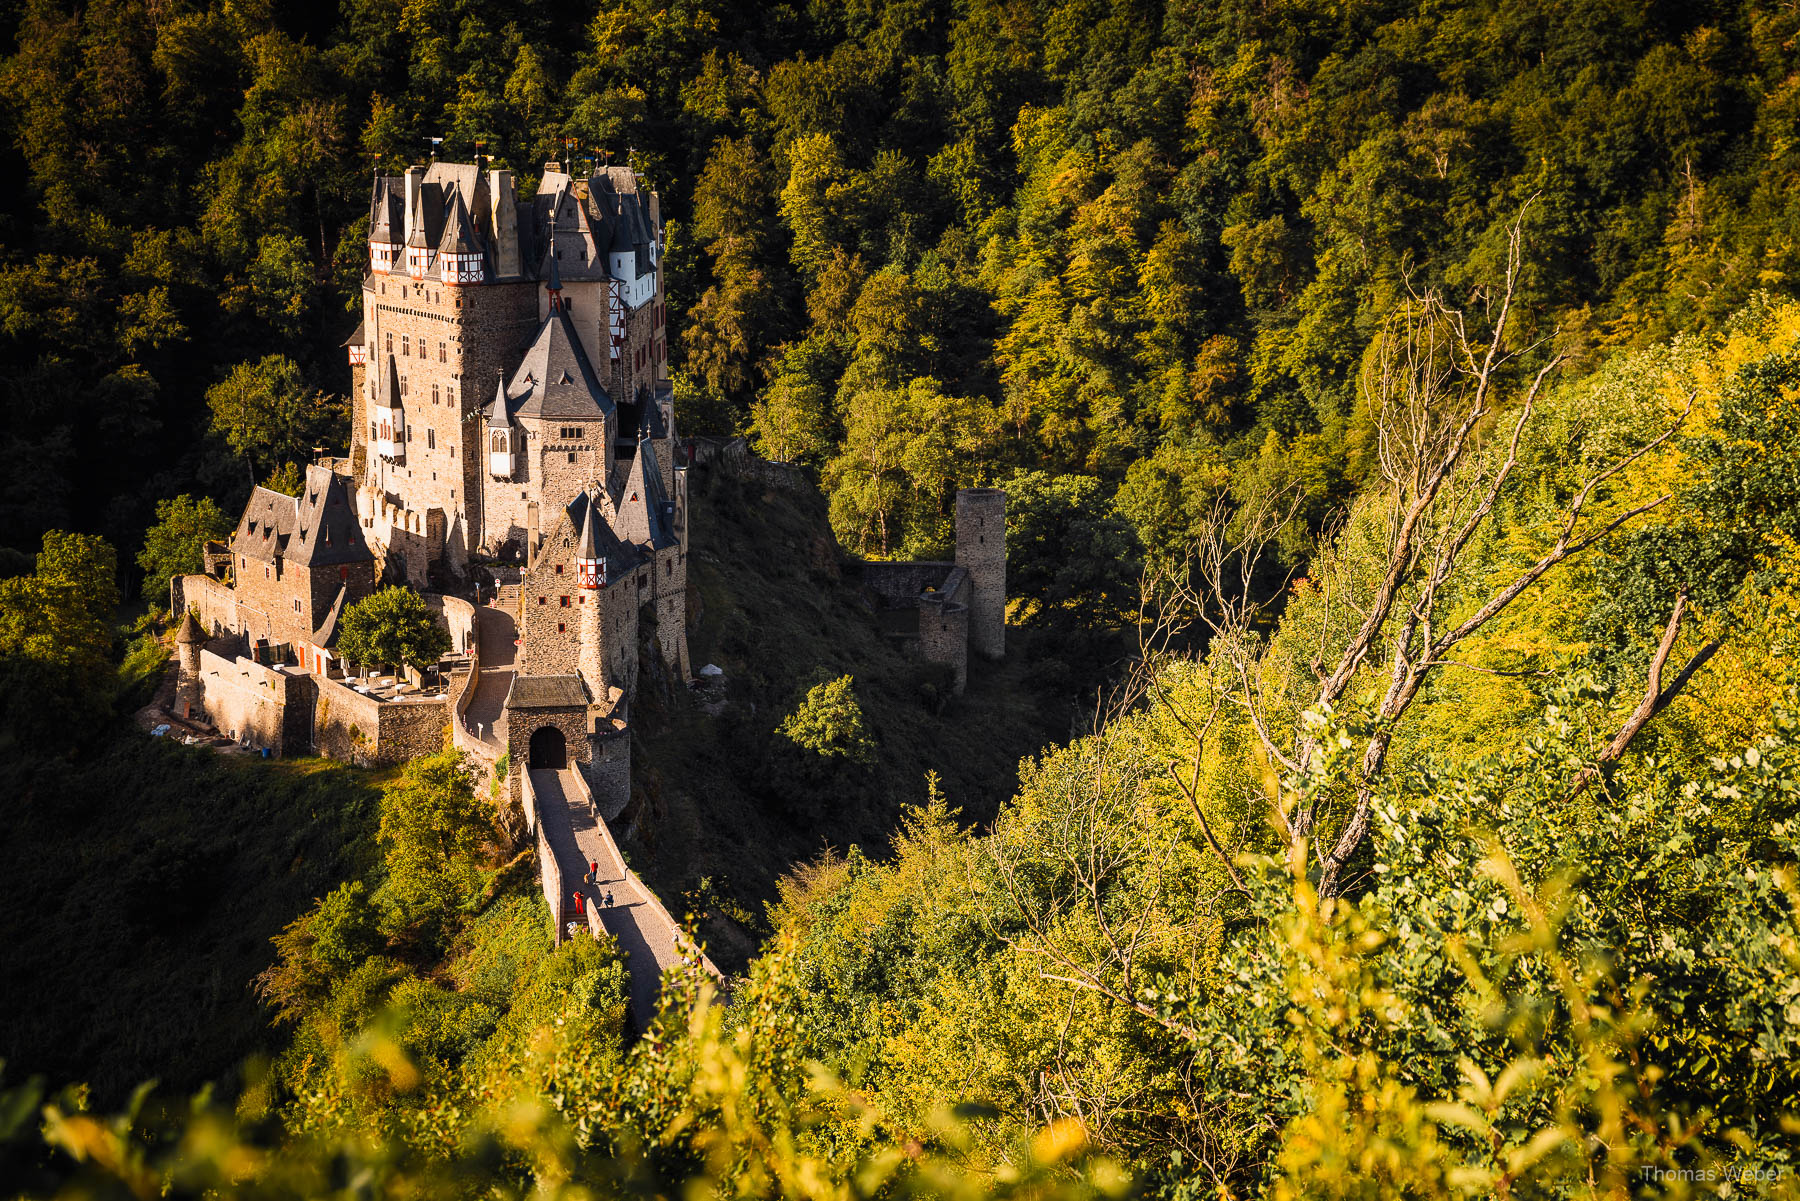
[525,761,718,1031]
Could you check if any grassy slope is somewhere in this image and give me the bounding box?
[0,737,382,1104]
[624,466,1082,958]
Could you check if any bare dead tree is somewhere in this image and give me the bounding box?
[1186,201,1716,901]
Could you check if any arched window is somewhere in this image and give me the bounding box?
[491,431,506,452]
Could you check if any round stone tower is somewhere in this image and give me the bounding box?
[954,488,1006,660]
[174,608,205,719]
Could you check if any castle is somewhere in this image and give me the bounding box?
[167,155,1007,844]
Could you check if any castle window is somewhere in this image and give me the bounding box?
[340,566,348,580]
[385,332,393,353]
[427,430,435,449]
[294,599,301,613]
[568,452,576,463]
[538,596,546,605]
[559,596,569,607]
[438,342,446,362]
[555,564,563,574]
[491,432,506,453]
[432,384,439,405]
[401,335,409,356]
[558,622,566,632]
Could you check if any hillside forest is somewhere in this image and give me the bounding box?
[3,0,1800,1197]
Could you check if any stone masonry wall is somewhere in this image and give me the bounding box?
[587,726,631,820]
[196,649,291,752]
[918,595,969,695]
[357,272,538,579]
[313,676,383,763]
[314,674,450,765]
[520,515,586,678]
[173,574,240,639]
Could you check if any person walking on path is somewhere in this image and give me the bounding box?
[574,891,586,918]
[590,860,599,882]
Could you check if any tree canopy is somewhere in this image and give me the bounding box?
[335,586,452,673]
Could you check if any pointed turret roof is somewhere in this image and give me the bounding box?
[576,488,600,564]
[369,176,404,243]
[563,487,641,581]
[438,190,479,255]
[176,608,205,645]
[405,187,429,248]
[505,308,613,419]
[546,239,562,294]
[614,445,678,551]
[485,372,511,428]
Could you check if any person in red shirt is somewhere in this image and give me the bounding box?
[573,891,585,917]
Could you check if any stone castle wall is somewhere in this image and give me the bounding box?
[918,594,969,694]
[195,648,301,753]
[520,516,587,679]
[356,273,540,579]
[313,674,449,766]
[588,726,631,819]
[174,574,240,638]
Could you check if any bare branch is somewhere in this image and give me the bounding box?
[1569,590,1723,799]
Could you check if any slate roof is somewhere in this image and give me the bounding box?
[231,467,372,569]
[369,177,404,243]
[613,446,678,552]
[312,583,349,647]
[234,486,301,565]
[438,190,478,255]
[505,307,614,420]
[485,373,511,429]
[176,608,206,644]
[287,466,373,568]
[565,487,642,581]
[504,674,589,709]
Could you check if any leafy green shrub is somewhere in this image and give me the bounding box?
[778,674,874,761]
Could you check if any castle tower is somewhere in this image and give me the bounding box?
[175,608,205,720]
[955,488,1006,660]
[574,490,605,700]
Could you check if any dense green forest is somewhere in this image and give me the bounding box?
[4,0,1799,577]
[5,0,1800,1196]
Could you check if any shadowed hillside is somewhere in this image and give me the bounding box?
[0,743,383,1104]
[622,462,1089,956]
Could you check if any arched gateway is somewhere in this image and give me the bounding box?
[528,725,567,769]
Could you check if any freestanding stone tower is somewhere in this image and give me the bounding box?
[174,608,205,719]
[954,488,1006,660]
